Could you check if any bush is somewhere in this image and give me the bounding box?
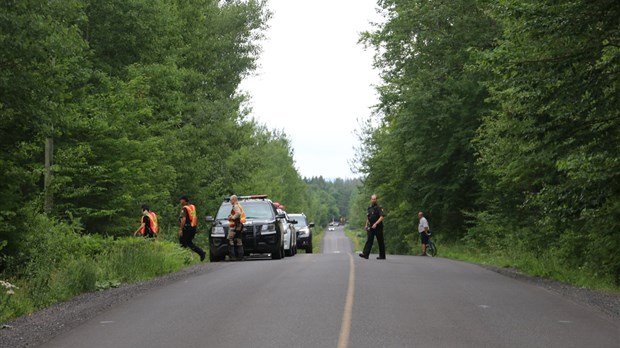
[96,238,193,284]
[0,213,198,323]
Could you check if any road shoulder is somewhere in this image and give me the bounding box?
[481,264,620,322]
[0,263,222,348]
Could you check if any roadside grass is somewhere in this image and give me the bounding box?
[0,216,205,324]
[438,243,620,293]
[311,227,325,253]
[340,225,619,293]
[344,227,364,252]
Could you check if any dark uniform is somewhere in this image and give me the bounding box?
[179,206,206,259]
[362,203,386,259]
[142,214,155,238]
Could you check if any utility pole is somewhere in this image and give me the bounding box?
[44,137,53,214]
[45,55,56,214]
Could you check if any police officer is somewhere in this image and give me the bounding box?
[133,204,158,238]
[359,194,386,260]
[227,195,246,261]
[178,196,206,261]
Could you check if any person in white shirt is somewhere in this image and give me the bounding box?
[418,212,430,256]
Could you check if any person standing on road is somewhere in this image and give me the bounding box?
[227,195,246,261]
[359,194,386,260]
[134,204,158,238]
[418,212,430,256]
[179,196,206,261]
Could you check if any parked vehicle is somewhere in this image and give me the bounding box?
[207,195,286,262]
[277,209,297,257]
[289,213,314,253]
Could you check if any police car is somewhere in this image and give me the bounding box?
[206,195,288,262]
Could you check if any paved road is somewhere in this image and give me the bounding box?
[42,226,619,347]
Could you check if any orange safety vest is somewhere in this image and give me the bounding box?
[140,212,159,235]
[183,204,198,228]
[228,204,247,229]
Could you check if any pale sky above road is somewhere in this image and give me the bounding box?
[240,0,383,179]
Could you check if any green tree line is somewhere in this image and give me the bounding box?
[0,0,277,253]
[0,0,337,295]
[0,0,358,321]
[304,177,360,226]
[356,0,619,284]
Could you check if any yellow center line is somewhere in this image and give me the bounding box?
[337,252,355,348]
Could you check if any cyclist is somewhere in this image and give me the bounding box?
[418,211,430,256]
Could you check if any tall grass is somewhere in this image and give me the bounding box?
[312,227,325,253]
[439,243,620,293]
[342,225,619,292]
[344,227,364,252]
[0,214,202,323]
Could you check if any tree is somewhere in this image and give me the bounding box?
[472,0,620,283]
[358,0,498,252]
[0,0,91,252]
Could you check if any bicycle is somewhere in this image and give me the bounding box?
[426,232,437,257]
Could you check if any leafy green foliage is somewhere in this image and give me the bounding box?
[358,0,620,284]
[303,177,359,227]
[0,0,347,322]
[0,213,196,322]
[471,0,620,284]
[357,0,498,253]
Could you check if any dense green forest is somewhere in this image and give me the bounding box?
[0,0,360,321]
[2,0,618,322]
[355,0,619,284]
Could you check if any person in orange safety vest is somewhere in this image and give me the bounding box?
[134,204,158,238]
[178,196,206,261]
[227,195,247,261]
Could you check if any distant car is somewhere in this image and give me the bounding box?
[328,226,335,231]
[289,213,314,253]
[206,195,286,262]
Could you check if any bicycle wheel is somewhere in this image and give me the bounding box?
[427,241,437,257]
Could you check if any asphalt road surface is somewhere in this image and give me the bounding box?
[41,226,619,347]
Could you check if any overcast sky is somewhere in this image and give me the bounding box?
[240,0,382,180]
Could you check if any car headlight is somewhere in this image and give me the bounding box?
[298,228,309,237]
[262,223,276,235]
[211,226,225,237]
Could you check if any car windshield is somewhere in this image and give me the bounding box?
[216,201,275,220]
[289,215,307,227]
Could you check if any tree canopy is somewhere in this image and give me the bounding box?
[357,0,620,282]
[0,0,328,266]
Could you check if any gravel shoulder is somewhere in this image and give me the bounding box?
[0,263,223,348]
[481,264,620,321]
[1,259,618,348]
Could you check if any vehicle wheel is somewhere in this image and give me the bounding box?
[271,245,283,260]
[306,242,313,253]
[209,250,222,262]
[284,235,292,257]
[427,242,437,257]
